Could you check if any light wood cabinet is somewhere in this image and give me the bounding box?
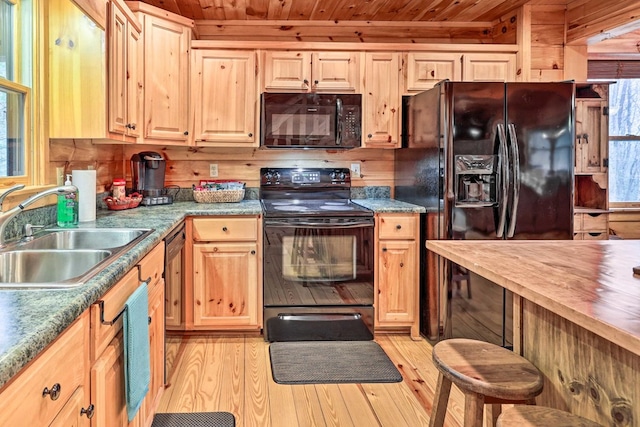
[190,216,262,330]
[108,0,142,140]
[48,0,107,139]
[375,213,420,339]
[90,242,165,427]
[574,83,610,240]
[461,53,517,81]
[404,52,462,92]
[263,51,361,92]
[135,8,191,144]
[363,52,402,148]
[192,49,258,146]
[0,313,90,426]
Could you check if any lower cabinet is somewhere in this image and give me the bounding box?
[574,211,609,240]
[188,216,263,331]
[0,241,166,426]
[375,213,420,339]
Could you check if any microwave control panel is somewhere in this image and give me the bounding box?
[343,106,360,139]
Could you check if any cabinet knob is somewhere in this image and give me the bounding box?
[314,80,319,85]
[251,250,256,255]
[81,404,95,419]
[222,227,228,232]
[248,132,253,137]
[396,224,402,230]
[367,134,372,138]
[42,383,61,400]
[183,131,189,136]
[303,79,309,86]
[148,316,152,325]
[382,247,387,252]
[130,123,136,130]
[400,262,404,267]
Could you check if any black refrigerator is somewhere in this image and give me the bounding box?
[395,80,574,347]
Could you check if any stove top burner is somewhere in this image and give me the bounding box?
[261,199,372,218]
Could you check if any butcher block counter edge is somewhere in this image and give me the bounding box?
[426,239,640,357]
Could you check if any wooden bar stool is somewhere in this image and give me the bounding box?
[428,338,544,427]
[497,406,603,426]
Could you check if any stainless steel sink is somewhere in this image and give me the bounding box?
[20,228,152,250]
[0,227,154,289]
[0,249,112,288]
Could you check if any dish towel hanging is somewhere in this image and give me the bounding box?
[124,281,151,422]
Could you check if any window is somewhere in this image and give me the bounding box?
[0,0,32,186]
[608,80,640,207]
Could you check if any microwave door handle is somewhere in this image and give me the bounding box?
[496,123,509,238]
[336,98,343,146]
[506,123,521,238]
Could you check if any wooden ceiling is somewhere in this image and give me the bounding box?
[136,0,531,22]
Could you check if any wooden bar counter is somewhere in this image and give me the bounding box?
[426,239,640,426]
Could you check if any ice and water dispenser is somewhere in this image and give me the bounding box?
[454,155,497,206]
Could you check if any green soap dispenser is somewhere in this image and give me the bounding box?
[57,174,79,227]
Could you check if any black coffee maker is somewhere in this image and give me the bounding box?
[131,151,173,205]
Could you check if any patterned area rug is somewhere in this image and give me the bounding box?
[269,341,402,384]
[152,412,235,427]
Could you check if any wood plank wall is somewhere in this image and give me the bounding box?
[49,140,395,192]
[530,5,566,81]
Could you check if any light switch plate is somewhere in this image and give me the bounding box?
[350,163,361,177]
[209,164,219,177]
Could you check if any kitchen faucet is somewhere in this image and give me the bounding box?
[0,184,78,247]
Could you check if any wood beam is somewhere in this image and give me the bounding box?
[566,0,640,45]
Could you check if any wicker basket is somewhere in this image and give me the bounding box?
[193,189,245,203]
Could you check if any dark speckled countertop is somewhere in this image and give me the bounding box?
[0,198,421,388]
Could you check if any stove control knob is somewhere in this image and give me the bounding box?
[264,172,273,183]
[273,172,281,182]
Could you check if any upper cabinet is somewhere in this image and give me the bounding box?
[48,0,107,139]
[128,2,193,144]
[363,52,401,148]
[575,91,609,174]
[461,53,517,81]
[107,0,142,141]
[404,52,462,93]
[263,51,361,92]
[192,49,258,146]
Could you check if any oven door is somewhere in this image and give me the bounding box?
[263,217,374,307]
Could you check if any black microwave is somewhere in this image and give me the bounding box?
[261,93,362,149]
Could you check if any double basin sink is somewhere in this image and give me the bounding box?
[0,228,153,289]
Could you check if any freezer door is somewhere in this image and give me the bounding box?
[447,81,505,240]
[505,82,574,239]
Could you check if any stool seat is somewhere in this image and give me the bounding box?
[497,406,602,426]
[429,339,544,427]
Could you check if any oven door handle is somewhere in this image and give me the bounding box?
[264,220,373,229]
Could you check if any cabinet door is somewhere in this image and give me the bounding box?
[193,242,259,328]
[126,20,142,138]
[90,335,130,427]
[143,284,165,425]
[143,15,190,142]
[377,240,417,325]
[193,50,258,145]
[363,52,401,148]
[575,99,608,173]
[462,53,516,82]
[311,51,360,92]
[108,2,128,135]
[263,51,312,91]
[50,387,90,427]
[405,52,461,92]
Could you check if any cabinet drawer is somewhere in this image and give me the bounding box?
[90,267,140,361]
[140,241,165,296]
[0,314,87,426]
[193,217,258,241]
[378,214,417,240]
[582,213,608,231]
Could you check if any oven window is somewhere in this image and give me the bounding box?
[282,234,355,281]
[271,112,333,137]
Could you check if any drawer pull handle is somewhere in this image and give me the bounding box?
[97,277,151,326]
[81,404,95,419]
[42,383,61,400]
[396,225,402,230]
[222,227,228,232]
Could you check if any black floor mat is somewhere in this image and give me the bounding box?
[266,315,373,342]
[152,412,235,427]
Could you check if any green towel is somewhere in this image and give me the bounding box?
[123,282,150,422]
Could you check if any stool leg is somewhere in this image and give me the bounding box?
[428,373,452,427]
[463,392,485,427]
[485,403,501,427]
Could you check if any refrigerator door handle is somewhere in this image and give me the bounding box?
[506,123,521,238]
[496,124,509,238]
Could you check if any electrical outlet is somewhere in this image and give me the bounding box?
[209,164,219,177]
[56,167,65,186]
[350,163,361,177]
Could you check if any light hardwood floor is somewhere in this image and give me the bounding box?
[159,334,465,426]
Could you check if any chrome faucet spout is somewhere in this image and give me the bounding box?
[0,185,78,247]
